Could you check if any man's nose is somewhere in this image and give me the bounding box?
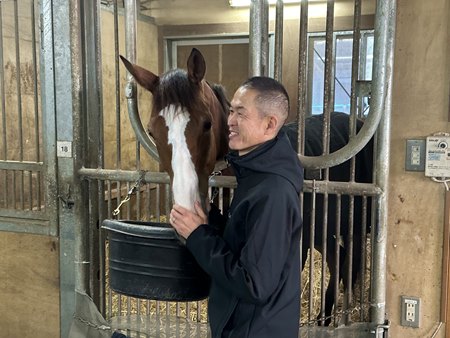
[227,112,235,126]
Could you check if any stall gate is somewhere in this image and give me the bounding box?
[0,0,395,337]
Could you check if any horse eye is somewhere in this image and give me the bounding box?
[203,121,212,131]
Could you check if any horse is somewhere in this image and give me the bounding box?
[284,112,374,326]
[120,48,229,213]
[122,48,373,326]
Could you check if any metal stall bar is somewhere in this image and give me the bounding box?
[273,0,283,82]
[82,0,105,311]
[317,1,336,322]
[0,2,7,207]
[296,0,308,154]
[343,0,363,324]
[31,0,42,210]
[124,0,159,162]
[249,0,269,77]
[41,0,84,335]
[13,0,24,209]
[371,0,396,333]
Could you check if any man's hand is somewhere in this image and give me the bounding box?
[170,201,207,239]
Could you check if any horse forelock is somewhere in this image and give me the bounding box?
[155,69,199,114]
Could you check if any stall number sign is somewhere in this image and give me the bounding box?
[425,136,450,177]
[57,141,73,158]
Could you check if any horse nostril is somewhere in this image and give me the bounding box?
[203,121,212,131]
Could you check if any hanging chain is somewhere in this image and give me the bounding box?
[73,314,112,331]
[208,170,223,203]
[299,301,371,327]
[113,171,146,216]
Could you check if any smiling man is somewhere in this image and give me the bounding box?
[170,76,303,338]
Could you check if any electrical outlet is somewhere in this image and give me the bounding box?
[401,296,420,328]
[405,139,426,171]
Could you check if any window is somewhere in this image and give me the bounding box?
[308,31,374,117]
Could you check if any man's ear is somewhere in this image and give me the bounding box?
[265,115,280,135]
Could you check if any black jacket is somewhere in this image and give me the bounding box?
[186,131,303,338]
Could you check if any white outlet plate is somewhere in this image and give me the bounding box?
[401,295,420,328]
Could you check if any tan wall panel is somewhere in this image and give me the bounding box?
[101,11,159,171]
[0,232,59,338]
[387,0,450,337]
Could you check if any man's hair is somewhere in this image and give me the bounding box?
[240,76,290,122]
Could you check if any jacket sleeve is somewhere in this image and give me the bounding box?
[186,182,299,304]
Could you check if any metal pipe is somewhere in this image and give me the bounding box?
[13,0,24,209]
[322,0,334,155]
[124,0,160,161]
[113,0,122,169]
[249,0,269,76]
[296,0,308,154]
[370,0,396,331]
[31,0,41,209]
[274,0,283,82]
[0,0,6,208]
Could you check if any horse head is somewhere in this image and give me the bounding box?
[120,48,229,212]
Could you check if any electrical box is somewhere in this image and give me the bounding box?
[401,295,420,328]
[425,135,450,177]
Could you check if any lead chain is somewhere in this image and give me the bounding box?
[113,171,146,216]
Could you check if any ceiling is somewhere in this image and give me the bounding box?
[124,0,376,26]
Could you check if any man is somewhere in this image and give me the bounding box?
[170,76,303,337]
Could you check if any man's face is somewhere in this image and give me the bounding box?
[228,87,270,156]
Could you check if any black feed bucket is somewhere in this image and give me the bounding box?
[102,220,210,301]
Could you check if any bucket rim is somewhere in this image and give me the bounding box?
[102,219,178,240]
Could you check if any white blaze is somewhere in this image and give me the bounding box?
[160,104,200,212]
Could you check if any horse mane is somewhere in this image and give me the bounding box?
[208,82,230,113]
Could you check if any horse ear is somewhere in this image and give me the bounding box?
[187,48,206,84]
[120,55,159,93]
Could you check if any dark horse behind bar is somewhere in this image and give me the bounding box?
[120,48,373,326]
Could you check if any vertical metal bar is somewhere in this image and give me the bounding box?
[123,0,159,161]
[297,0,308,154]
[319,192,328,324]
[83,0,104,308]
[299,192,304,324]
[249,0,269,77]
[274,0,283,82]
[333,194,341,326]
[13,0,24,209]
[52,0,88,334]
[308,187,316,322]
[113,0,122,169]
[322,0,335,165]
[31,0,41,210]
[344,195,355,324]
[360,196,368,321]
[371,0,396,332]
[156,184,161,220]
[349,0,362,126]
[0,0,7,208]
[349,0,362,184]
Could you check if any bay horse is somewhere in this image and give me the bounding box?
[120,48,229,213]
[121,48,373,326]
